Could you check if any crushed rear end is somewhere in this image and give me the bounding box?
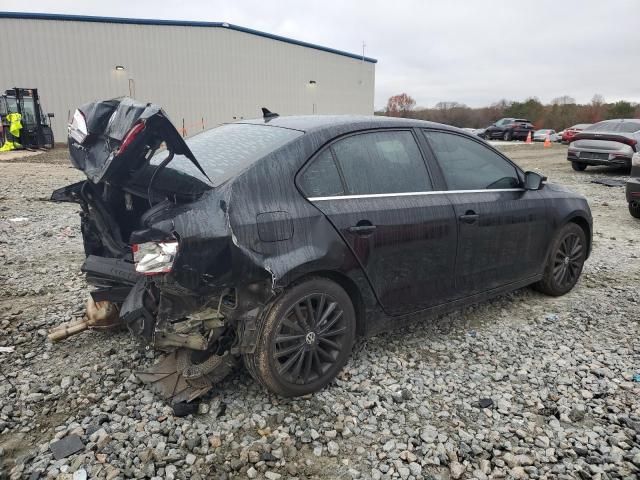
[50,98,274,404]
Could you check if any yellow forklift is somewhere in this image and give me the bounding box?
[0,87,54,150]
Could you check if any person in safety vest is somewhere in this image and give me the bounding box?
[0,112,22,151]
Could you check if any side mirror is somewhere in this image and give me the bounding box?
[524,171,546,190]
[47,112,55,118]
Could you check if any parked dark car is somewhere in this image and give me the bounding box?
[627,152,640,218]
[52,98,592,402]
[567,119,640,171]
[561,123,591,144]
[483,118,535,141]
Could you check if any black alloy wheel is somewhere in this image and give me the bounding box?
[534,223,587,296]
[244,278,355,397]
[272,293,347,385]
[552,233,583,289]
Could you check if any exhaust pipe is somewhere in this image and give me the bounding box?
[48,298,120,342]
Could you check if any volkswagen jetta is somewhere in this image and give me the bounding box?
[51,98,592,402]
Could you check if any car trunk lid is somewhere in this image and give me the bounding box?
[68,97,213,197]
[573,132,637,151]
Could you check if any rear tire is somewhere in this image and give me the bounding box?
[503,131,512,141]
[244,278,356,397]
[629,202,640,219]
[533,223,587,296]
[571,162,587,171]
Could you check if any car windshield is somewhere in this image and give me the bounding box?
[151,123,303,186]
[585,121,640,133]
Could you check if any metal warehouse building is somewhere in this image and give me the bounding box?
[0,12,376,142]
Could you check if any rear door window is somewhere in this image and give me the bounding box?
[424,130,520,190]
[331,131,432,195]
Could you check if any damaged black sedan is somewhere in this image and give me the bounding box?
[51,98,592,403]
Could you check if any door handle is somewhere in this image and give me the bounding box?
[459,211,479,224]
[348,224,377,235]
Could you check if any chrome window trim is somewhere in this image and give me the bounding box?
[308,188,526,202]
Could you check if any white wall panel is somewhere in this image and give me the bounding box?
[0,17,375,141]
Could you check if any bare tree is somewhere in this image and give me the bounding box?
[587,94,606,123]
[386,93,416,117]
[551,95,576,105]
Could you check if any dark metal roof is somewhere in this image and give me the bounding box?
[238,115,458,134]
[0,11,378,64]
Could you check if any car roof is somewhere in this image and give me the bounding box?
[588,119,640,132]
[236,115,460,134]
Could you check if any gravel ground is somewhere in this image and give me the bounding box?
[1,143,639,480]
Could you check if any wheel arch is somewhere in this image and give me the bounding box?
[565,214,592,259]
[285,270,368,336]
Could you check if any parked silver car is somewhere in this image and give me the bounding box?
[533,129,561,142]
[567,119,640,171]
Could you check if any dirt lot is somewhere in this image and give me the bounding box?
[1,143,639,479]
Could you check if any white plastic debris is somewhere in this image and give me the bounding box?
[8,217,28,222]
[0,346,15,353]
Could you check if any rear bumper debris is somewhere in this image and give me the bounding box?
[136,350,238,404]
[48,298,120,342]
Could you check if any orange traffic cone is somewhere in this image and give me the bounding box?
[525,131,532,144]
[543,133,551,148]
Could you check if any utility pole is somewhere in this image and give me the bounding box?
[359,41,366,86]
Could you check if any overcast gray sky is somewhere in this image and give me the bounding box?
[3,0,639,109]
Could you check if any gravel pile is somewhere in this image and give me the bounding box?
[1,146,639,479]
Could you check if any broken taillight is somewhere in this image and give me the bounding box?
[132,241,178,275]
[68,109,88,144]
[117,121,146,155]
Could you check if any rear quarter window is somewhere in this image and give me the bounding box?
[299,149,345,198]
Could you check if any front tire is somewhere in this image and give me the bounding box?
[503,131,512,141]
[629,202,640,219]
[244,278,356,397]
[534,223,587,296]
[571,162,587,171]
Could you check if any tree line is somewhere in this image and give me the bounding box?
[380,93,640,131]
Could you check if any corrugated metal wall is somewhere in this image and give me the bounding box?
[0,18,375,141]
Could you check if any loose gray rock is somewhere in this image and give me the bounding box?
[2,153,639,480]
